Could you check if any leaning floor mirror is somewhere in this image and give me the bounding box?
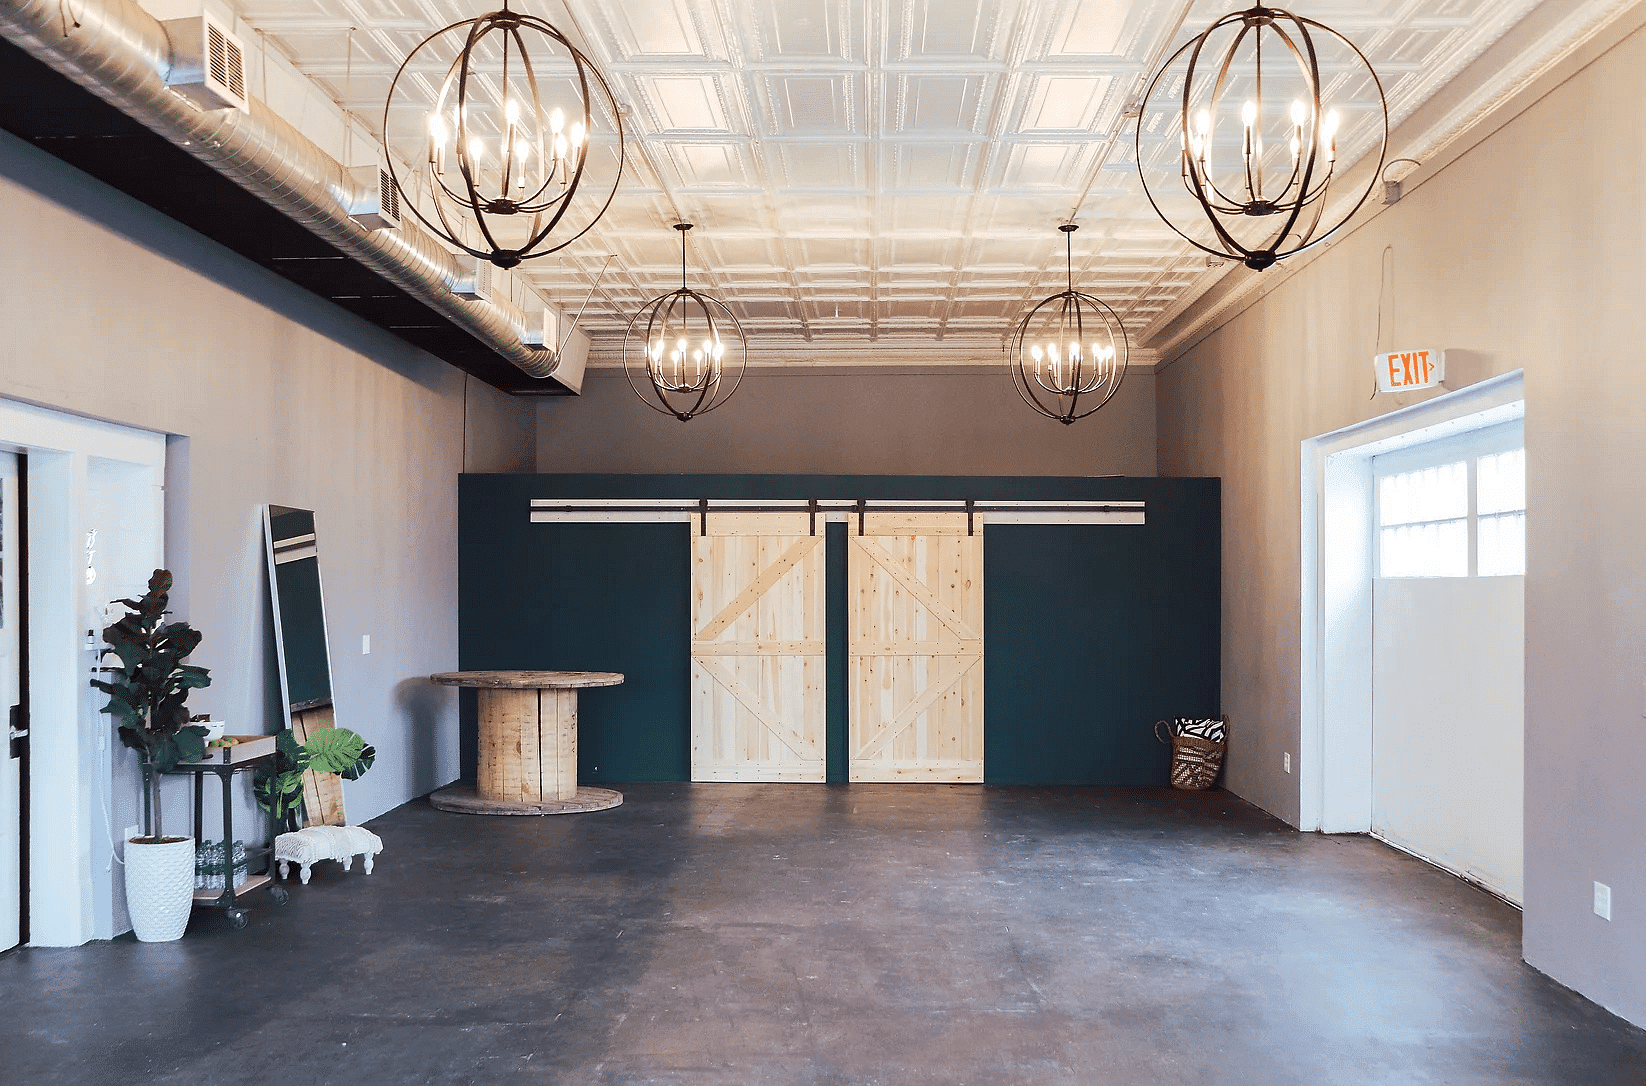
[263,505,345,827]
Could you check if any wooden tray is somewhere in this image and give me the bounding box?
[200,734,277,764]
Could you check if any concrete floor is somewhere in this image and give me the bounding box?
[3,784,1644,1085]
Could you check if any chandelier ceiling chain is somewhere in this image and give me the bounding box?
[383,0,625,269]
[1007,224,1128,426]
[623,224,748,422]
[1135,4,1388,271]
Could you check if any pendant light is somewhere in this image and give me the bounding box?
[1008,225,1128,425]
[623,224,747,421]
[1135,4,1387,271]
[383,0,625,269]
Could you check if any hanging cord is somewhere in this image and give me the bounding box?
[343,27,357,166]
[1371,245,1394,399]
[58,0,81,36]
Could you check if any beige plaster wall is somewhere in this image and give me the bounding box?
[537,369,1156,476]
[1155,20,1646,1026]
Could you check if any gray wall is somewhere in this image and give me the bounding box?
[0,126,533,881]
[1154,21,1646,1026]
[538,369,1156,476]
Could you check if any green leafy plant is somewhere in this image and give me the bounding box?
[253,726,375,831]
[91,569,212,839]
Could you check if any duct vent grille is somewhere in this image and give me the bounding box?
[164,14,250,114]
[452,256,494,302]
[349,163,402,230]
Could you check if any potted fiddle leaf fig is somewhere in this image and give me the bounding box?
[92,569,212,942]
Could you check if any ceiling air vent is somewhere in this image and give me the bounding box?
[451,256,494,302]
[348,165,402,231]
[163,13,251,114]
[523,306,560,352]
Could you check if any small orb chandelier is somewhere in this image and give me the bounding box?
[383,0,624,269]
[623,224,747,421]
[1008,225,1128,425]
[1136,5,1388,271]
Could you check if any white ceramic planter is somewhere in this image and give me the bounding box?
[124,836,195,942]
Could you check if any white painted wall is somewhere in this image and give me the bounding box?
[1372,575,1525,903]
[1155,13,1646,1026]
[0,126,535,941]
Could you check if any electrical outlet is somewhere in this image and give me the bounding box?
[361,634,371,655]
[1595,882,1612,921]
[1283,752,1292,773]
[123,824,140,844]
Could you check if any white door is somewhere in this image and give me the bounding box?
[0,455,20,952]
[1370,425,1525,902]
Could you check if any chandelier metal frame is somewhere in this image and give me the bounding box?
[623,223,747,422]
[1007,224,1128,425]
[1135,4,1388,271]
[383,0,625,269]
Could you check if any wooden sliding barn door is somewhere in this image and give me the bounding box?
[690,514,826,781]
[849,514,984,782]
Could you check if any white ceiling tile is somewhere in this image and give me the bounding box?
[893,74,987,133]
[603,0,707,57]
[666,142,758,188]
[891,0,997,61]
[642,74,736,131]
[773,143,864,189]
[1017,75,1112,132]
[1043,0,1136,58]
[888,143,973,189]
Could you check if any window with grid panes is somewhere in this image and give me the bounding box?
[1374,421,1524,579]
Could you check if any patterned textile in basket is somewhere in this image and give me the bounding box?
[1155,717,1229,790]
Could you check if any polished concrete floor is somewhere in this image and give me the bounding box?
[4,784,1645,1085]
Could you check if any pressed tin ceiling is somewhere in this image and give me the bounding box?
[161,0,1553,361]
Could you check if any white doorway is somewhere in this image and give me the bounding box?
[1300,372,1526,902]
[0,397,165,946]
[1368,424,1525,902]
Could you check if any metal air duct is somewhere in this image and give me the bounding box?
[0,0,562,381]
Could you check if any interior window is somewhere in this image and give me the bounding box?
[1375,424,1525,579]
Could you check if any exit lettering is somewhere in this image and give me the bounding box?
[1374,348,1445,394]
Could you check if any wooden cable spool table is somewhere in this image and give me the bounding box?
[426,670,624,815]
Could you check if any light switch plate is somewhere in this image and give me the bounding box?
[1283,752,1292,773]
[361,634,371,655]
[1595,881,1612,920]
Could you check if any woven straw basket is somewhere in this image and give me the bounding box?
[1154,717,1228,791]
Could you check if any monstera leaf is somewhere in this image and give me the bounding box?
[304,727,376,780]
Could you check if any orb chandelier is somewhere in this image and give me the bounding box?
[1008,225,1128,425]
[623,224,747,421]
[1135,5,1387,271]
[383,0,624,269]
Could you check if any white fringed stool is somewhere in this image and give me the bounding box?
[274,825,383,885]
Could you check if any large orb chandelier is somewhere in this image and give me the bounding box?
[383,0,624,269]
[623,224,747,421]
[1008,225,1128,425]
[1135,5,1387,271]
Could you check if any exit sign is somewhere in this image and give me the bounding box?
[1376,349,1445,393]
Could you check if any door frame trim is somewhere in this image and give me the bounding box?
[1299,371,1524,832]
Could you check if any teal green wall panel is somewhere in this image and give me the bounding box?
[459,474,1220,786]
